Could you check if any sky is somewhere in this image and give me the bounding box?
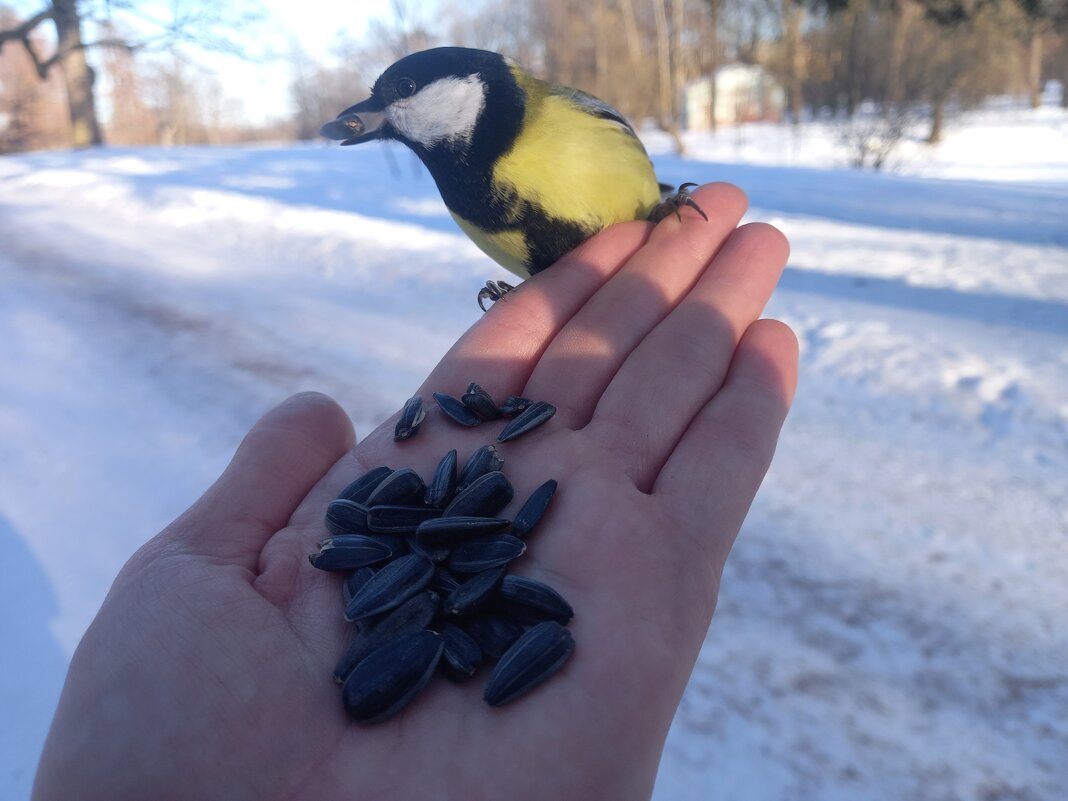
[7,0,408,125]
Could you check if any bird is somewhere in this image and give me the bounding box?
[320,47,706,310]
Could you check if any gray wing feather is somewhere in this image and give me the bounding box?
[553,87,641,140]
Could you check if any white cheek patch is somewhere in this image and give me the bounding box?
[387,75,486,149]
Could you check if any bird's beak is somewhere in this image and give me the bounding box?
[319,97,387,145]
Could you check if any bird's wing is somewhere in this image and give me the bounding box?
[551,86,644,143]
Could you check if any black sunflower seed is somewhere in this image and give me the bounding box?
[498,396,532,417]
[342,630,443,723]
[457,444,504,489]
[393,395,426,441]
[499,575,574,625]
[343,566,377,608]
[439,623,483,682]
[416,516,512,547]
[407,538,451,563]
[325,499,370,536]
[334,590,440,684]
[366,504,442,534]
[463,615,525,659]
[497,401,556,443]
[309,535,393,571]
[433,392,481,427]
[447,535,526,573]
[428,566,462,596]
[444,471,514,518]
[424,449,458,508]
[336,466,392,504]
[511,480,557,538]
[444,565,507,617]
[364,534,409,559]
[483,621,575,707]
[461,383,502,421]
[344,554,435,622]
[365,468,426,507]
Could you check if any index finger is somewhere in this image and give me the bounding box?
[416,221,651,403]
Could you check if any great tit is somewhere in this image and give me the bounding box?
[320,47,705,309]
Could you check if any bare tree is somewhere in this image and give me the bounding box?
[0,1,264,147]
[0,6,67,151]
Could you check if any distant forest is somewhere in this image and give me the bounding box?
[2,0,1066,155]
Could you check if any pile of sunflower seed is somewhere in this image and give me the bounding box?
[309,384,574,724]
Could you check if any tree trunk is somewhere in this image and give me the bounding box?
[51,0,102,146]
[887,0,921,107]
[707,0,719,133]
[1062,54,1068,109]
[927,96,945,144]
[653,0,684,153]
[782,0,805,125]
[844,0,868,118]
[1026,21,1043,109]
[593,0,609,100]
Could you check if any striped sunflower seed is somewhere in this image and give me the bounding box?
[443,471,514,518]
[497,401,556,443]
[483,621,575,707]
[457,444,504,489]
[444,565,507,617]
[439,623,483,682]
[424,449,458,508]
[416,516,511,547]
[433,392,482,427]
[366,504,441,534]
[309,535,393,571]
[365,468,426,507]
[447,535,526,573]
[393,395,426,441]
[428,565,462,596]
[499,574,574,625]
[344,554,435,622]
[461,383,502,421]
[325,499,370,536]
[336,466,392,504]
[333,590,440,684]
[498,396,532,417]
[463,615,525,659]
[511,479,557,538]
[342,566,377,608]
[407,537,451,563]
[342,630,443,723]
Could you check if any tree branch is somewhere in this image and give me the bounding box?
[0,7,55,50]
[38,36,140,73]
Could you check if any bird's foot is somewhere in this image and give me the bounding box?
[477,280,516,312]
[648,182,709,224]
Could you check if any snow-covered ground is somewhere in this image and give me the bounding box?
[2,101,1066,799]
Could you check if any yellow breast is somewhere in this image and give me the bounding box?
[491,74,661,238]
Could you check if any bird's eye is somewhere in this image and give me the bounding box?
[396,77,416,98]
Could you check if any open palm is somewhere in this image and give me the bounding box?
[33,184,797,801]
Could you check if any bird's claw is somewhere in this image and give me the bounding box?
[649,182,709,224]
[477,280,516,312]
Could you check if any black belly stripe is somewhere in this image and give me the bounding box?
[521,210,592,275]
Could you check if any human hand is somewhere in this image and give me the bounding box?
[33,183,797,801]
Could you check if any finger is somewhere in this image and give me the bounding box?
[164,392,356,570]
[654,319,798,566]
[586,223,790,489]
[524,183,747,425]
[416,221,651,404]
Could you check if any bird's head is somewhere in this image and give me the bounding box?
[320,47,522,164]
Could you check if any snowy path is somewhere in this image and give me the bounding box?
[2,120,1067,799]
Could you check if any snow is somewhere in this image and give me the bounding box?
[2,100,1067,798]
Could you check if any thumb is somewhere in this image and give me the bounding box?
[162,392,355,569]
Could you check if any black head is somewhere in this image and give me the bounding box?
[321,48,524,172]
